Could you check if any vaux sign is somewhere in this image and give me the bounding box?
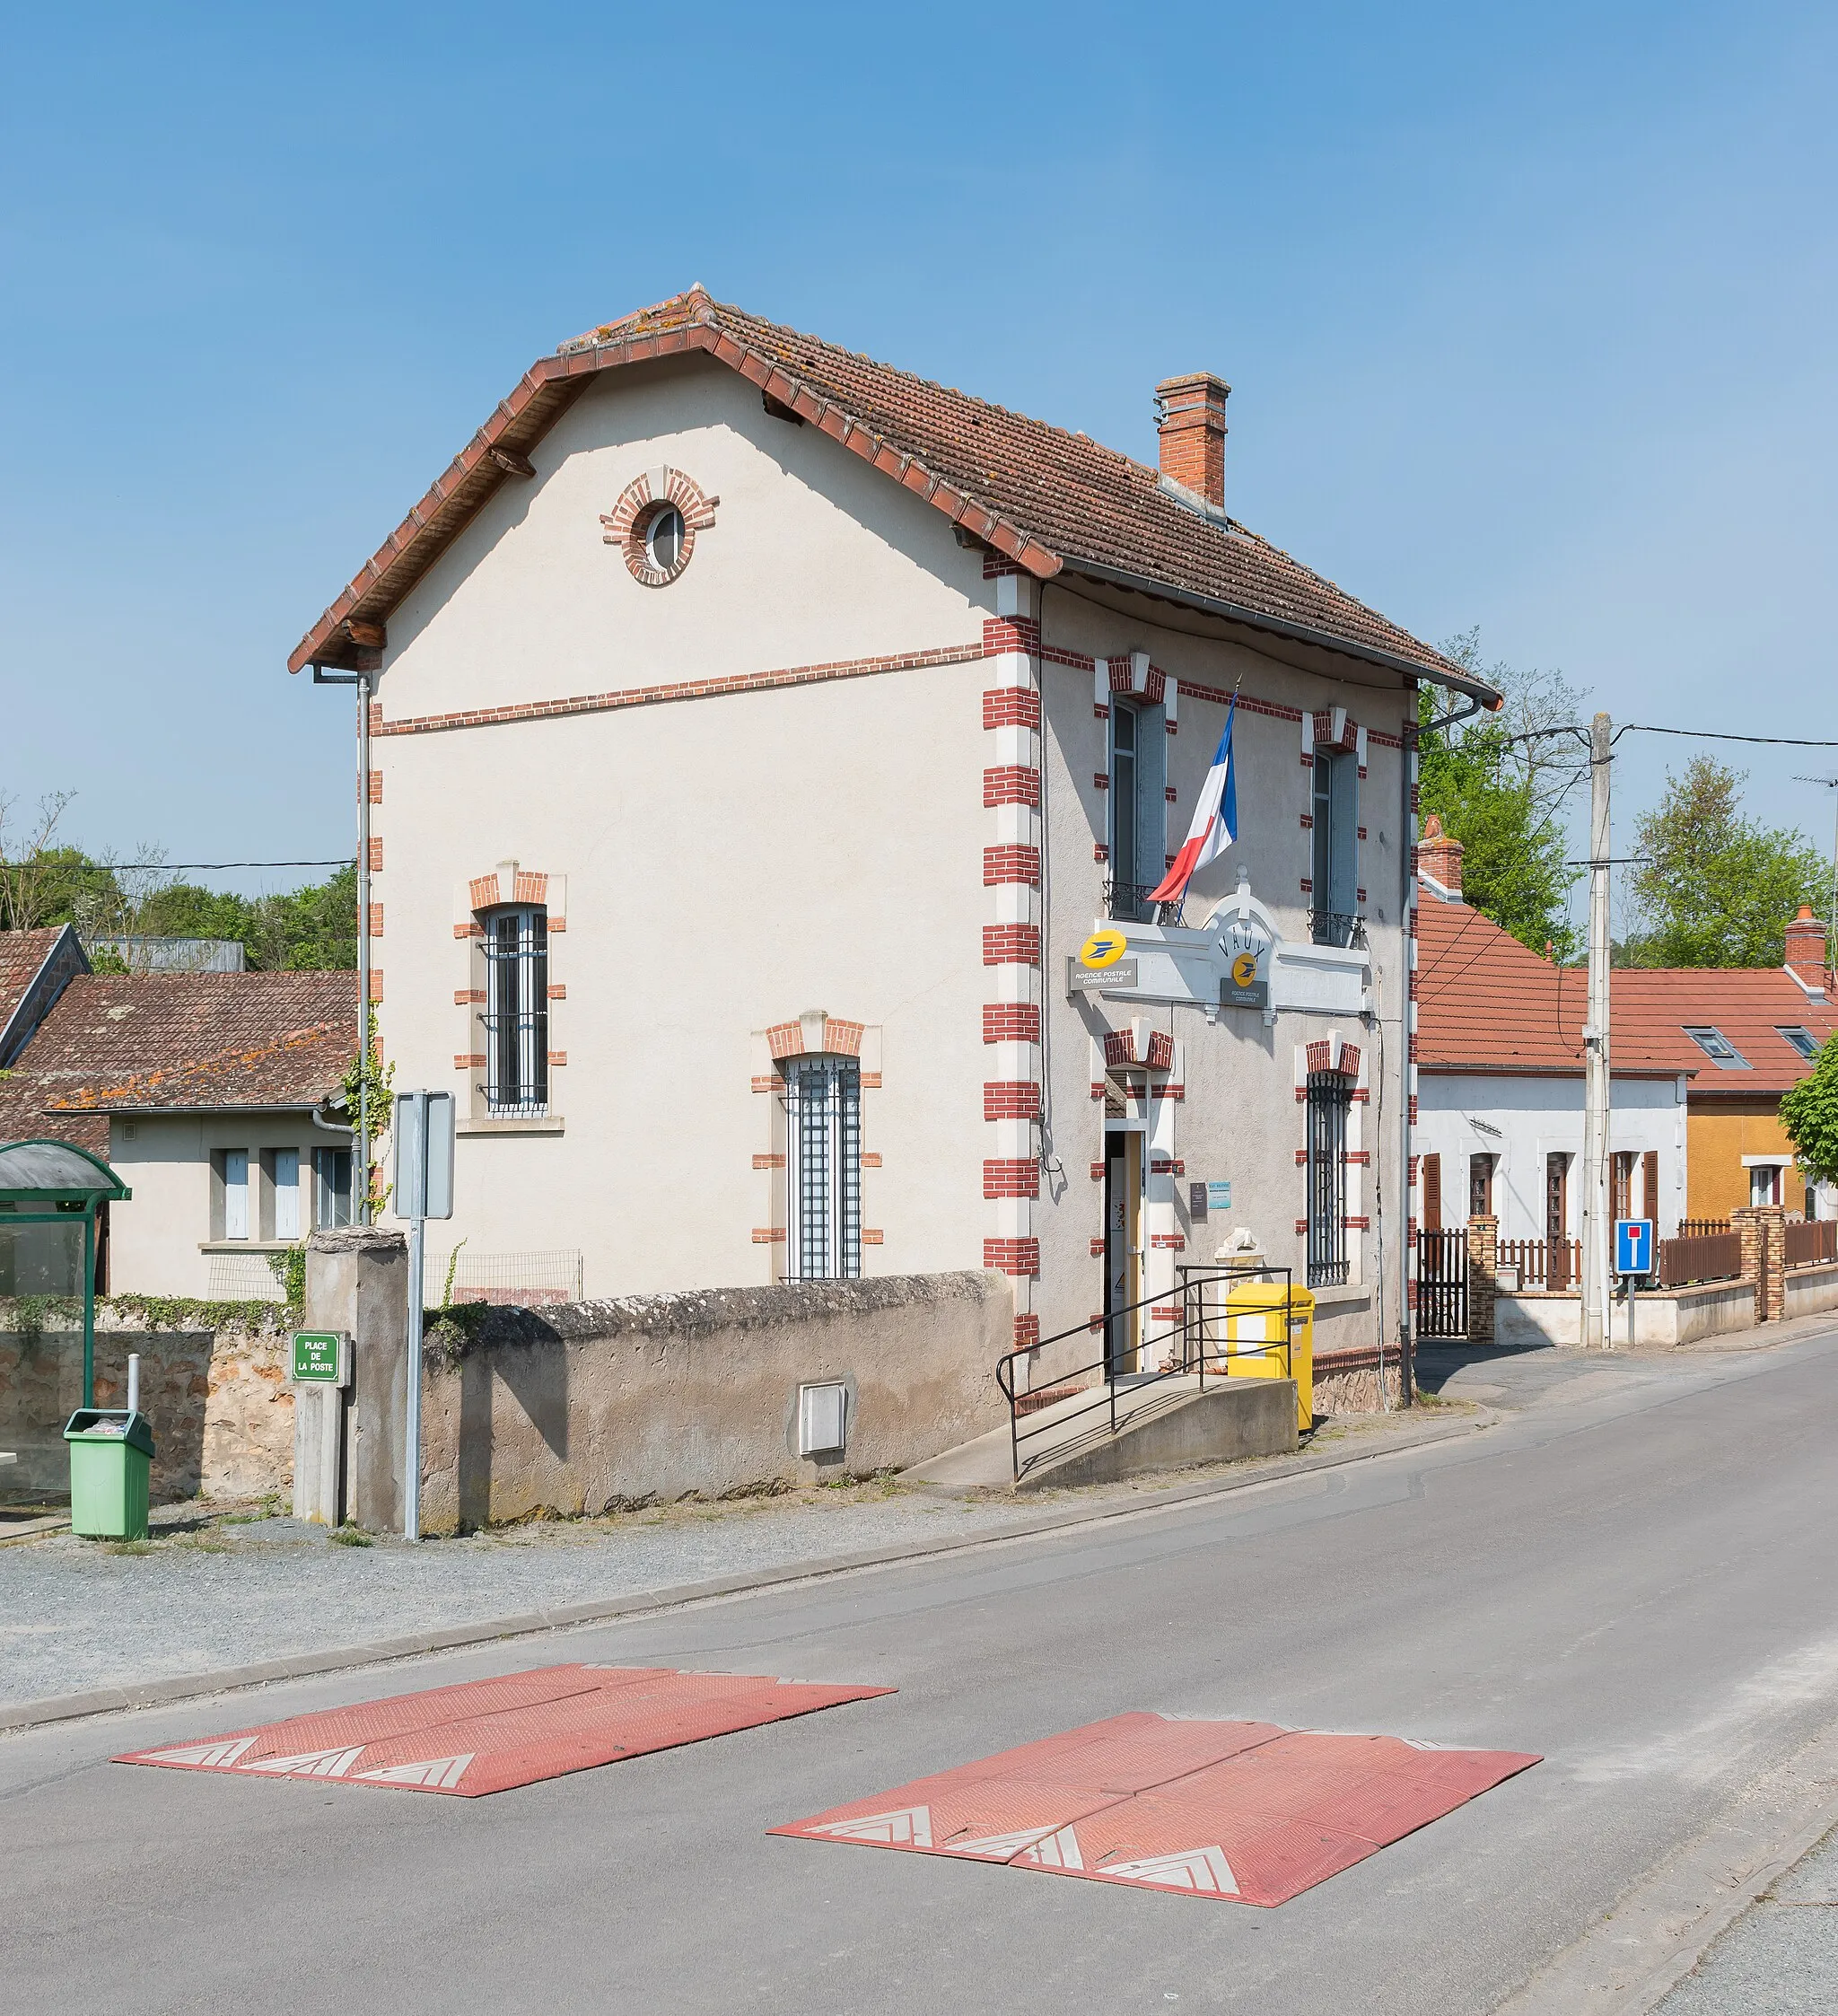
[1066,873,1369,1022]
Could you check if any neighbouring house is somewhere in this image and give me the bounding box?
[0,924,89,1067]
[287,286,1503,1398]
[1414,825,1838,1272]
[1615,907,1838,1223]
[0,958,357,1297]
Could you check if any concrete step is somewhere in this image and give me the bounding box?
[903,1372,1299,1494]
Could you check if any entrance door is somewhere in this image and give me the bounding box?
[1546,1152,1571,1289]
[1104,1129,1143,1376]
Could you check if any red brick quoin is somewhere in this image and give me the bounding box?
[983,1004,1040,1043]
[984,1238,1040,1276]
[983,925,1041,967]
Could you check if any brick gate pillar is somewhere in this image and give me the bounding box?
[1732,1205,1787,1323]
[1466,1214,1498,1343]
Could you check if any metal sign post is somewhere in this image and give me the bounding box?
[1615,1219,1653,1350]
[393,1091,454,1542]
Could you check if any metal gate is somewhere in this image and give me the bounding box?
[1415,1228,1468,1339]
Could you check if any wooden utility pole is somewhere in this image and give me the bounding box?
[1581,712,1613,1350]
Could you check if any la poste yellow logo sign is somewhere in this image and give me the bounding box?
[1078,928,1130,970]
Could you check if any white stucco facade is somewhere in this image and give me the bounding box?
[102,1111,354,1299]
[1414,1071,1689,1242]
[339,344,1430,1380]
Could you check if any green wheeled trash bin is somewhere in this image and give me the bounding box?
[64,1409,155,1539]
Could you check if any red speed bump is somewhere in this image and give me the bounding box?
[115,1663,893,1799]
[772,1713,1538,1906]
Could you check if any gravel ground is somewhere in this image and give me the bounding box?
[1654,1824,1838,2013]
[0,1485,1029,1707]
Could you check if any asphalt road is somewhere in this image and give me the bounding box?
[7,1328,1838,2014]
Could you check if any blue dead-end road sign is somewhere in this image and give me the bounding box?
[1616,1219,1654,1275]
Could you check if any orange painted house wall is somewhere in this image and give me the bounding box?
[1686,1099,1806,1221]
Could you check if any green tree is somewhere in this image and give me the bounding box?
[1781,1036,1838,1186]
[1417,632,1587,959]
[1622,757,1825,968]
[1,786,355,970]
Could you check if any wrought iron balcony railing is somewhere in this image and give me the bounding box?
[1309,909,1365,949]
[1106,880,1182,925]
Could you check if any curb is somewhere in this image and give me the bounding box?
[0,1408,1489,1739]
[1495,1717,1838,2014]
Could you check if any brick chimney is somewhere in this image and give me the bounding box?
[1418,813,1464,898]
[1155,373,1230,508]
[1784,903,1829,991]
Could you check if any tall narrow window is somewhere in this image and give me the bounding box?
[1107,700,1166,922]
[481,905,548,1115]
[783,1055,862,1281]
[222,1149,249,1240]
[314,1146,354,1229]
[1311,748,1359,945]
[1469,1153,1495,1219]
[1306,1071,1352,1287]
[273,1147,300,1240]
[1612,1152,1635,1223]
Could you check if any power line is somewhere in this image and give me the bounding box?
[1432,720,1838,753]
[1620,724,1838,749]
[9,858,356,874]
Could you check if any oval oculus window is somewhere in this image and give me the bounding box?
[645,504,685,574]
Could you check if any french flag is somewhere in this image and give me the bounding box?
[1150,700,1237,905]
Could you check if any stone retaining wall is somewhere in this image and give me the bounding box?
[0,1302,292,1503]
[1784,1261,1838,1322]
[417,1270,1013,1531]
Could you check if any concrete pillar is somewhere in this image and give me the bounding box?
[303,1226,408,1532]
[1732,1205,1787,1324]
[1466,1214,1498,1344]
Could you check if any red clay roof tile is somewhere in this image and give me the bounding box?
[1417,897,1838,1090]
[0,972,357,1142]
[291,288,1495,700]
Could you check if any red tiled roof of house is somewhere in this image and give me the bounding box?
[1607,968,1838,1096]
[290,287,1499,705]
[0,927,66,1023]
[0,973,357,1135]
[1416,897,1838,1086]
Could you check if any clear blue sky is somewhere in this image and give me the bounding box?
[4,2,1835,925]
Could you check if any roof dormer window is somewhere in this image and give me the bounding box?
[1684,1026,1750,1069]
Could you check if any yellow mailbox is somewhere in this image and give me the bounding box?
[1221,1281,1314,1431]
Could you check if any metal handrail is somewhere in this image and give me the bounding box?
[995,1266,1298,1481]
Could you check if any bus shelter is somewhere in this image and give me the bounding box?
[0,1140,131,1408]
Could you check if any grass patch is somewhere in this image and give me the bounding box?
[329,1525,373,1547]
[104,1538,157,1556]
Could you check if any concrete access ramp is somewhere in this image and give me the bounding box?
[903,1374,1299,1494]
